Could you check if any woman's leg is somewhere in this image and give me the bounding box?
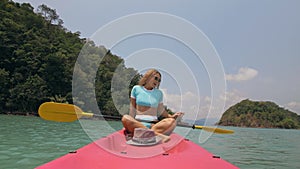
[121,115,171,142]
[151,118,176,136]
[121,115,146,133]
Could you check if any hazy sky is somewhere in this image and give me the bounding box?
[14,0,300,121]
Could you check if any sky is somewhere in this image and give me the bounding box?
[14,0,300,122]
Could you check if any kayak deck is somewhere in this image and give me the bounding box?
[36,130,239,169]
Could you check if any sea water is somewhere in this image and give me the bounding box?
[0,115,299,169]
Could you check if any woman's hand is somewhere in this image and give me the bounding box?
[170,112,184,119]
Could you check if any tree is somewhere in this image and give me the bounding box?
[0,69,9,112]
[36,4,63,25]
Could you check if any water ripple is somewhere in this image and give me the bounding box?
[1,115,300,169]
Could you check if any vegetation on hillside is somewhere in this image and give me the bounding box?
[217,99,300,129]
[0,0,139,117]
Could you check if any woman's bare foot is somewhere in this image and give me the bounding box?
[156,132,171,143]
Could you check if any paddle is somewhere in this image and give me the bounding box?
[38,102,234,134]
[38,102,118,122]
[177,123,234,134]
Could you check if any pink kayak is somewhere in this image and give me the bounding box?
[36,130,239,169]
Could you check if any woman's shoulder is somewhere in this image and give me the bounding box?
[154,88,163,95]
[131,85,143,91]
[132,85,142,89]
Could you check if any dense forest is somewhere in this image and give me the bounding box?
[217,99,300,129]
[0,0,140,118]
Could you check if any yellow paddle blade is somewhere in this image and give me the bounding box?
[38,102,93,122]
[194,125,234,134]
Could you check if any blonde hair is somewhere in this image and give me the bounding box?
[138,69,161,88]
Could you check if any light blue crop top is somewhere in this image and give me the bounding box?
[130,85,163,108]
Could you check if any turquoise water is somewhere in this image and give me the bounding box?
[1,115,299,169]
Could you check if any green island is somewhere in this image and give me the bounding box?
[217,99,300,129]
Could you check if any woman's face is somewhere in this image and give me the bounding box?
[146,73,161,89]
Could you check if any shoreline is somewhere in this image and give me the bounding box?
[2,113,299,130]
[0,112,122,121]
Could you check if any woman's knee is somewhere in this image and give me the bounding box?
[122,114,132,120]
[164,117,176,125]
[164,118,177,131]
[122,115,132,124]
[169,118,177,128]
[122,115,141,127]
[152,118,175,130]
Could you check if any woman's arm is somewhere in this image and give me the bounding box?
[158,103,184,119]
[158,103,174,118]
[158,103,168,118]
[129,97,136,117]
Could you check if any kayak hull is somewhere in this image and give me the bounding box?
[36,130,239,169]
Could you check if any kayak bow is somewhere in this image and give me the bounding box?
[36,130,239,169]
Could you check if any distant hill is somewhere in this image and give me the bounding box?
[217,99,300,129]
[183,118,219,126]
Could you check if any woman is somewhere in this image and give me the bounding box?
[122,69,184,142]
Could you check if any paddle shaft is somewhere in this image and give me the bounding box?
[38,102,234,134]
[176,123,234,134]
